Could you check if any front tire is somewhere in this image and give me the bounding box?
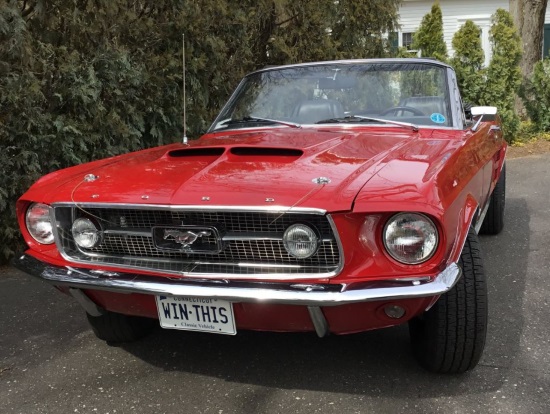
[480,163,506,235]
[86,310,156,343]
[409,228,488,373]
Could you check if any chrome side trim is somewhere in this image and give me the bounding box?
[51,202,327,215]
[474,199,491,234]
[15,254,461,307]
[307,306,329,337]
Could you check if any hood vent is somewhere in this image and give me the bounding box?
[229,147,303,162]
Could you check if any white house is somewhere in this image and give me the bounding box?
[397,0,550,66]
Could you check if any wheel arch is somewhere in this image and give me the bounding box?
[446,193,479,265]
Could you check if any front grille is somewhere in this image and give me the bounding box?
[53,205,342,279]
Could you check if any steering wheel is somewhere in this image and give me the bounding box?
[379,106,425,116]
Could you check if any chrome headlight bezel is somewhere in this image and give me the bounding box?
[71,217,103,249]
[383,212,439,265]
[25,203,55,245]
[283,223,319,259]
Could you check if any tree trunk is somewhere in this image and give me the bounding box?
[510,0,549,116]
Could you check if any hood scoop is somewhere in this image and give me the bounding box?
[228,147,303,163]
[167,147,225,161]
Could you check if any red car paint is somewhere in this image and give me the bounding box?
[15,59,506,337]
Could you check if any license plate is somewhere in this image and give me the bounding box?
[155,296,236,335]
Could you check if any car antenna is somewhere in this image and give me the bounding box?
[182,33,188,144]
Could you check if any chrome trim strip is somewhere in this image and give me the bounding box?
[222,231,282,241]
[307,306,329,337]
[47,253,340,280]
[447,67,463,129]
[78,230,334,243]
[223,232,332,242]
[15,254,461,306]
[474,199,491,234]
[235,262,302,269]
[247,58,452,77]
[103,229,152,237]
[51,202,327,215]
[180,261,314,269]
[211,124,458,133]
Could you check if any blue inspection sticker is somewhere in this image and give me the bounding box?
[430,113,446,124]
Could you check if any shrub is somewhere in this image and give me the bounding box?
[450,20,485,105]
[523,58,550,132]
[480,9,522,142]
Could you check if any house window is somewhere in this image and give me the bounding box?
[402,32,414,49]
[544,24,550,58]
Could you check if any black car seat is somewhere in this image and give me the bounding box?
[292,99,345,124]
[399,96,446,116]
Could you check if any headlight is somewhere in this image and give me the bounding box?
[25,203,55,245]
[383,213,438,264]
[283,223,319,259]
[72,217,102,248]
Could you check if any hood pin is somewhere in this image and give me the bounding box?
[84,174,99,182]
[312,177,331,185]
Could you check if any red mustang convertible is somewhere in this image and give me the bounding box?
[15,59,506,373]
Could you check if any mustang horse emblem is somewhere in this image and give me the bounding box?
[163,229,212,248]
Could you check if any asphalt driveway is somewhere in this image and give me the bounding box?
[1,153,549,414]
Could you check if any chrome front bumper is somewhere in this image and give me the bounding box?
[14,253,461,306]
[14,253,461,337]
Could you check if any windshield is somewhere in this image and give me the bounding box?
[210,62,452,131]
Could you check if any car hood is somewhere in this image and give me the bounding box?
[30,127,455,212]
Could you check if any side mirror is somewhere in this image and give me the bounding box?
[471,106,498,132]
[470,106,497,117]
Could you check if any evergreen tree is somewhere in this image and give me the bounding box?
[522,58,550,131]
[481,8,522,141]
[411,1,448,61]
[331,0,402,59]
[450,20,485,105]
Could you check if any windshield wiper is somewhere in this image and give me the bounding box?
[219,116,301,129]
[316,115,419,132]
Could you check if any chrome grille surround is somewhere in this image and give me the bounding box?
[51,203,344,280]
